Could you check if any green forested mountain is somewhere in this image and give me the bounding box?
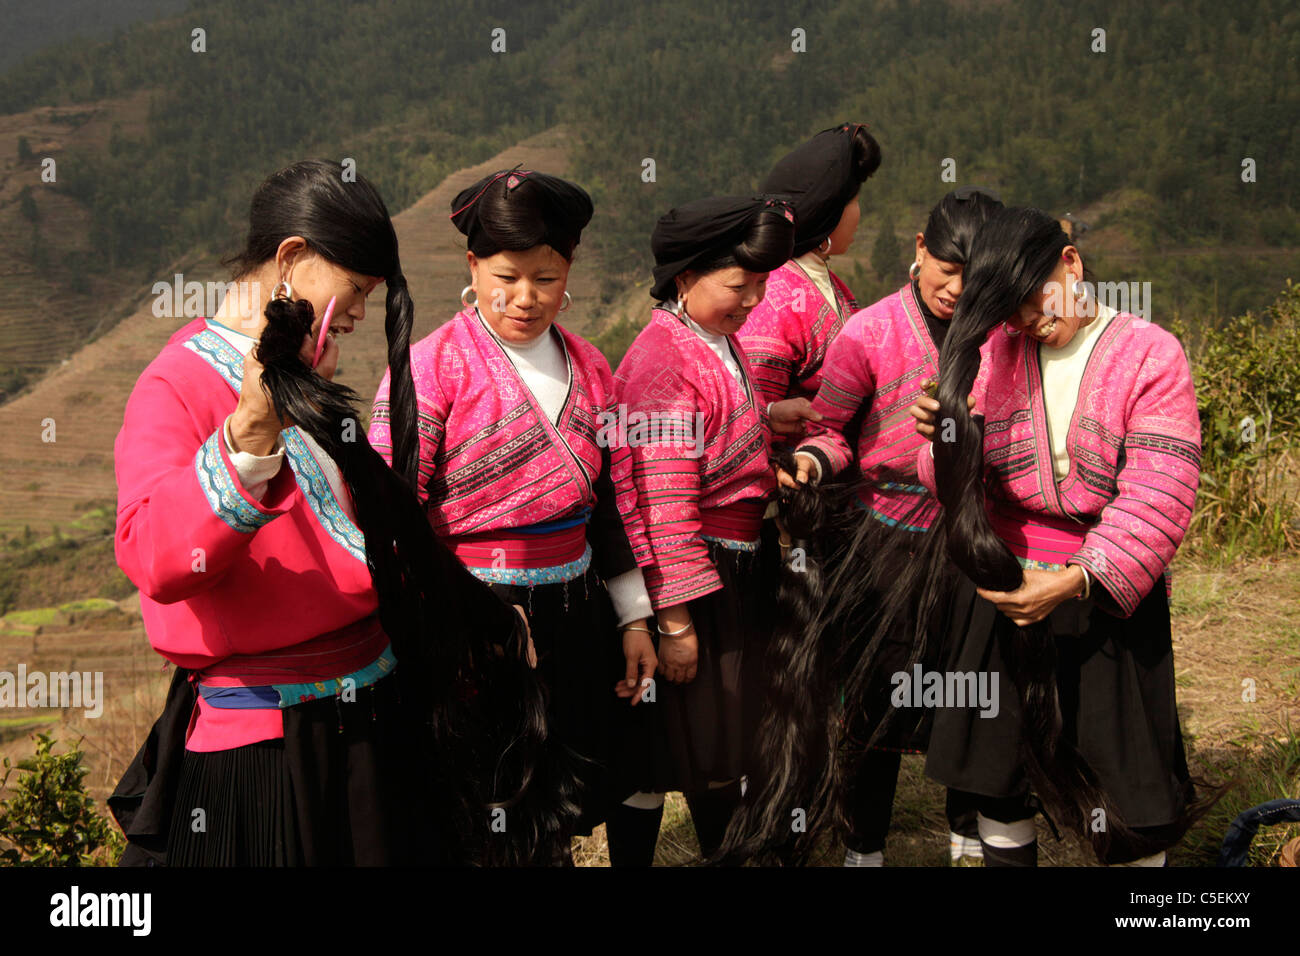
[0,0,1295,387]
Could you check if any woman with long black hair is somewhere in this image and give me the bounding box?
[608,195,796,864]
[368,167,657,864]
[729,188,1002,866]
[112,160,562,866]
[906,205,1203,866]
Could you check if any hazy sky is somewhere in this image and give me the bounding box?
[0,0,189,73]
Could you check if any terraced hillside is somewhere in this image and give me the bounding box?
[0,125,611,539]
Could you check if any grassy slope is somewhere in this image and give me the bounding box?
[2,553,1294,867]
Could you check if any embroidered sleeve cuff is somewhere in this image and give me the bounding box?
[644,563,724,608]
[607,568,654,626]
[195,429,292,533]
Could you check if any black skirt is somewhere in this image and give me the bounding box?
[925,572,1193,830]
[613,536,780,796]
[486,565,627,835]
[163,674,420,866]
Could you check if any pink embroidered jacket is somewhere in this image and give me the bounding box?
[114,318,382,751]
[614,308,776,607]
[736,259,856,406]
[800,283,987,531]
[917,312,1201,618]
[368,309,652,579]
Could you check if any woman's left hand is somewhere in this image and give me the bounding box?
[976,567,1086,626]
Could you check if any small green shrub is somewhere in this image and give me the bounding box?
[0,733,123,866]
[1174,280,1300,558]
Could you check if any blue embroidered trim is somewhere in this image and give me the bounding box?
[701,534,760,552]
[193,431,276,533]
[1015,556,1065,572]
[184,324,367,564]
[875,481,927,494]
[851,497,928,534]
[183,326,243,390]
[198,645,396,709]
[466,543,592,586]
[281,428,367,563]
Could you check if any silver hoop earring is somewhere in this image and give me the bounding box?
[817,237,832,257]
[1003,321,1021,338]
[909,261,921,281]
[1071,277,1086,300]
[559,291,572,312]
[272,279,293,301]
[460,285,477,309]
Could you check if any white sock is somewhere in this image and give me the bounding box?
[950,831,984,860]
[1109,850,1167,867]
[622,791,666,810]
[844,848,884,867]
[976,813,1037,848]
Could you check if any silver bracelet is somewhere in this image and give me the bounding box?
[656,620,693,637]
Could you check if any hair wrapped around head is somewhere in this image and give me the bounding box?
[649,194,796,302]
[760,123,881,257]
[919,186,1004,266]
[450,167,593,261]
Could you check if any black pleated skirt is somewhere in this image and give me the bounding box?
[925,572,1193,830]
[613,536,780,796]
[485,566,626,835]
[164,674,419,866]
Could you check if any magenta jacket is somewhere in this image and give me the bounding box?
[115,319,383,751]
[800,283,986,530]
[917,311,1201,617]
[614,307,776,607]
[369,308,652,575]
[736,259,856,406]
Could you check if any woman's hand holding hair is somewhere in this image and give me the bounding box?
[776,451,819,489]
[976,566,1088,626]
[909,380,977,440]
[229,313,340,455]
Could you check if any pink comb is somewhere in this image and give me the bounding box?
[312,296,337,369]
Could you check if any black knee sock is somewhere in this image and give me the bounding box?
[945,788,982,841]
[606,802,663,868]
[685,782,743,858]
[980,839,1038,867]
[843,750,902,854]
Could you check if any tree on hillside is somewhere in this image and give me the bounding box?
[871,217,903,280]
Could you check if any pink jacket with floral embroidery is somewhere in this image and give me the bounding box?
[368,308,651,567]
[801,283,989,530]
[917,311,1201,617]
[613,308,776,607]
[736,259,856,406]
